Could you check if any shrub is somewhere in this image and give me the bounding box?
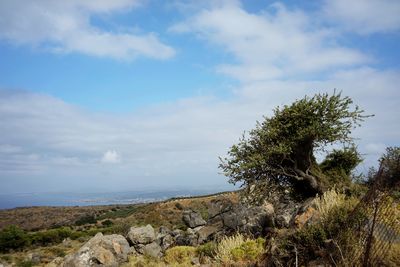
[75,215,96,226]
[0,225,29,252]
[30,227,73,246]
[214,233,245,263]
[312,188,346,221]
[101,219,114,227]
[164,246,197,265]
[196,242,216,259]
[16,260,33,267]
[231,238,265,262]
[214,233,265,264]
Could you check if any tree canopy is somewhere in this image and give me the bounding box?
[219,92,370,200]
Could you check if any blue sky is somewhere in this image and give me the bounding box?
[0,0,399,194]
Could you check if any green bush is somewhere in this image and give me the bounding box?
[164,246,197,265]
[16,260,33,267]
[101,219,114,227]
[75,215,97,226]
[196,242,216,258]
[231,238,265,262]
[30,227,73,246]
[0,225,29,252]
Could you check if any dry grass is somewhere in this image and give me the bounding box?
[312,188,347,221]
[215,233,246,263]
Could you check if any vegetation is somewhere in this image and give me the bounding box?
[0,225,29,252]
[214,233,265,265]
[220,92,370,200]
[164,246,197,265]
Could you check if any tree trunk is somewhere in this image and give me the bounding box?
[292,140,323,196]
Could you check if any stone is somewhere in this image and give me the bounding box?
[158,226,170,235]
[171,229,183,237]
[208,199,233,219]
[197,223,222,244]
[294,206,320,229]
[63,233,130,267]
[26,253,41,264]
[160,234,174,251]
[182,210,206,228]
[142,242,162,258]
[127,224,156,245]
[275,213,292,228]
[221,204,273,236]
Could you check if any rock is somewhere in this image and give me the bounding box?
[182,210,206,228]
[160,234,174,251]
[294,206,319,228]
[158,226,170,235]
[142,242,162,258]
[171,229,183,237]
[197,223,222,244]
[191,257,200,266]
[208,199,233,219]
[127,224,156,245]
[63,233,130,267]
[262,201,275,217]
[222,204,273,236]
[275,213,291,228]
[26,252,41,264]
[174,230,198,246]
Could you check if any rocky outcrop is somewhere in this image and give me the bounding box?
[127,224,156,245]
[221,204,274,236]
[63,233,130,267]
[182,210,206,228]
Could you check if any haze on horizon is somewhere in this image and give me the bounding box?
[0,0,399,194]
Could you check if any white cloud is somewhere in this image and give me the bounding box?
[101,150,121,164]
[322,0,400,34]
[0,0,175,60]
[1,66,399,192]
[170,2,368,81]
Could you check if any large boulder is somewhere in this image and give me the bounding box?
[63,233,130,267]
[127,224,156,245]
[208,199,233,219]
[222,204,274,236]
[197,222,223,244]
[142,242,162,258]
[182,210,206,228]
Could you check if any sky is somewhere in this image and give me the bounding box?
[0,0,399,194]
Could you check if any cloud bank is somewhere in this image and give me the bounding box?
[0,0,175,60]
[0,1,399,193]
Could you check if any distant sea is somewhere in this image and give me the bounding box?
[0,188,230,209]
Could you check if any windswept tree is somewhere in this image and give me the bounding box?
[219,92,370,200]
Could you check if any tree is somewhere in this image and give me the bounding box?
[0,225,29,252]
[219,92,369,200]
[366,146,400,189]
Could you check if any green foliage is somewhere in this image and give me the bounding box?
[101,219,114,227]
[0,225,29,252]
[292,195,363,263]
[16,260,33,267]
[215,233,265,264]
[320,146,362,175]
[196,242,216,258]
[164,246,197,265]
[75,215,97,226]
[30,227,73,246]
[379,146,400,188]
[231,238,265,262]
[220,92,369,199]
[97,206,138,220]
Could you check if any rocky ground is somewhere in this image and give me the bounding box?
[0,190,313,266]
[1,190,399,266]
